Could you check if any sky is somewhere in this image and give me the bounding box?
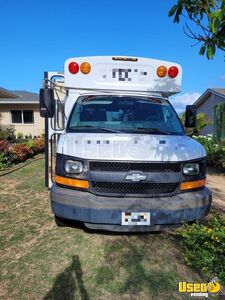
[0,0,224,113]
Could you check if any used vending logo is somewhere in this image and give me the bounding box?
[178,280,221,297]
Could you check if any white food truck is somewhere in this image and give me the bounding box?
[39,56,212,231]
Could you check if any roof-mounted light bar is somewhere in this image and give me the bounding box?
[112,57,138,62]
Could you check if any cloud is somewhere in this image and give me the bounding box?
[169,92,201,115]
[221,74,225,80]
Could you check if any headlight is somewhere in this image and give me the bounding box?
[183,163,199,176]
[65,160,83,174]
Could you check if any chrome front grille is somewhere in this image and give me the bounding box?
[89,161,181,173]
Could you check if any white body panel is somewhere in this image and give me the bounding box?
[64,56,182,95]
[59,133,206,162]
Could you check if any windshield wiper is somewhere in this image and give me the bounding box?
[70,125,121,133]
[70,126,177,135]
[128,127,175,135]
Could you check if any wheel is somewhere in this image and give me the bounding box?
[54,215,67,227]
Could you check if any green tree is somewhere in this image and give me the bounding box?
[180,112,211,135]
[169,0,225,59]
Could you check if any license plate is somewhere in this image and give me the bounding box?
[121,212,150,226]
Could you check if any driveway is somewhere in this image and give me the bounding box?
[207,174,225,212]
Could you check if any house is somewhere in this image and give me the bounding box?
[193,88,225,135]
[0,87,44,138]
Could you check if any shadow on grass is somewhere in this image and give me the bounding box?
[57,217,163,237]
[44,255,89,300]
[94,237,178,298]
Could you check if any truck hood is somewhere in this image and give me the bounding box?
[59,133,206,162]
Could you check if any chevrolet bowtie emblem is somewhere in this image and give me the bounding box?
[125,173,147,182]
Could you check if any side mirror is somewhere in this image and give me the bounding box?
[39,88,55,118]
[185,105,197,128]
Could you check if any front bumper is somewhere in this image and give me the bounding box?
[51,183,212,231]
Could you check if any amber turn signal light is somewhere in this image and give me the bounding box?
[55,175,89,189]
[180,179,206,191]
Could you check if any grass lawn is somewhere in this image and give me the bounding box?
[0,157,210,299]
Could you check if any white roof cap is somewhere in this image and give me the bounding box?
[64,56,182,95]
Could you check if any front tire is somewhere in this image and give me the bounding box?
[55,215,67,227]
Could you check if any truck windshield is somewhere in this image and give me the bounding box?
[67,96,184,135]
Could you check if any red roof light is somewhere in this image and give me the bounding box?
[168,66,179,78]
[68,62,79,74]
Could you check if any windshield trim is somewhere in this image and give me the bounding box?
[66,95,185,135]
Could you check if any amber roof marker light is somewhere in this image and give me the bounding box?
[157,65,167,78]
[80,62,91,74]
[112,57,138,62]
